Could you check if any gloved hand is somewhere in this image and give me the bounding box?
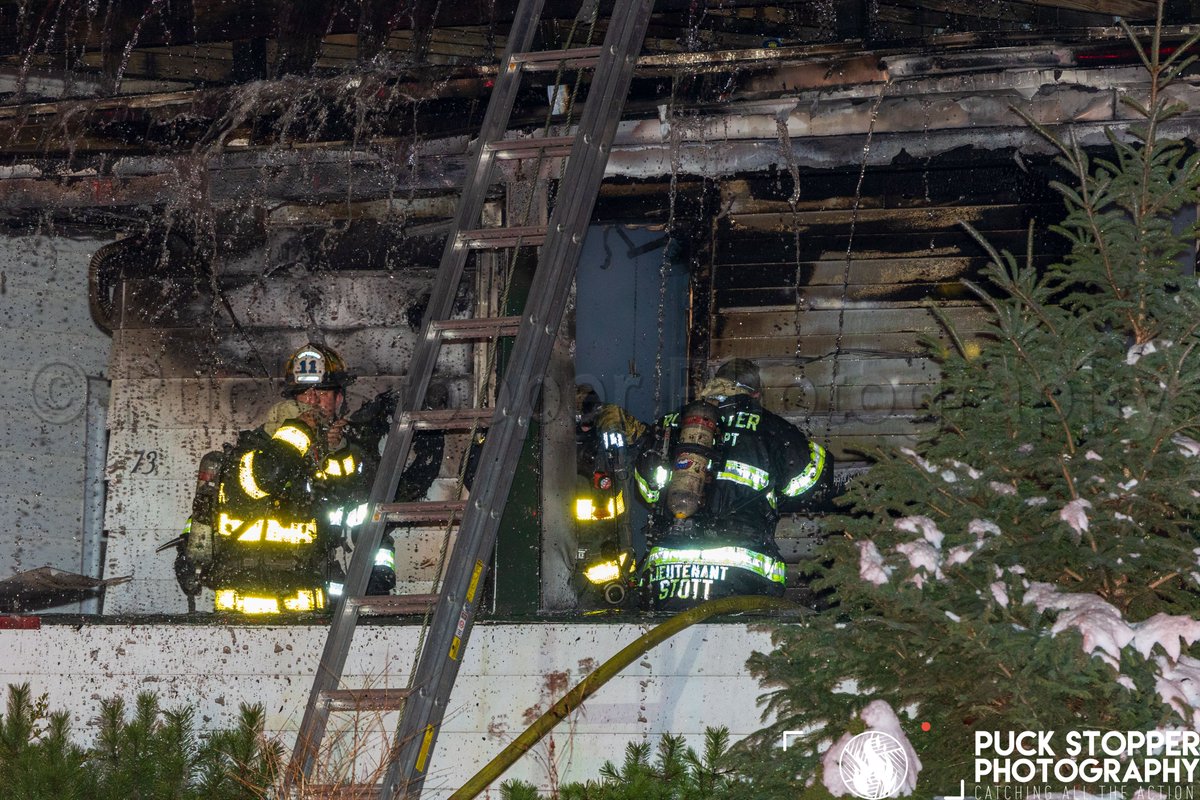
[595,404,626,436]
[596,404,647,444]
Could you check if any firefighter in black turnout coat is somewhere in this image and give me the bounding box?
[610,358,832,610]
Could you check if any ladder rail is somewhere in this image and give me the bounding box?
[284,0,547,783]
[286,0,655,792]
[416,1,549,342]
[383,0,656,795]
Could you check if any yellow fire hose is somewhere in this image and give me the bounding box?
[449,594,799,799]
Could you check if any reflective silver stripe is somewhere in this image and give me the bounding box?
[329,502,369,528]
[601,430,625,449]
[716,459,770,490]
[644,545,786,584]
[783,442,827,497]
[346,502,369,527]
[374,548,395,569]
[636,470,661,504]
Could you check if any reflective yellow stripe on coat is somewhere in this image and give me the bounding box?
[644,545,786,584]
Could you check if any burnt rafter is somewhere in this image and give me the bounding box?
[3,21,1194,224]
[0,0,1161,63]
[0,67,499,155]
[5,22,1195,161]
[1013,0,1157,14]
[1,0,804,58]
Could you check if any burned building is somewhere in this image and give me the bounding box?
[0,0,1195,794]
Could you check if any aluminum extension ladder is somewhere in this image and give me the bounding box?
[284,0,655,795]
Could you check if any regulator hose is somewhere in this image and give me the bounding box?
[449,594,798,799]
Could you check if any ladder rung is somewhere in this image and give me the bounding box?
[408,408,494,430]
[354,593,439,616]
[324,687,411,712]
[485,135,575,159]
[456,225,546,249]
[429,316,521,339]
[509,45,603,71]
[374,500,467,523]
[301,786,377,800]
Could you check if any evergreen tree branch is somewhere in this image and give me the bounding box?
[961,221,1059,337]
[1035,126,1136,333]
[1118,4,1157,75]
[961,278,1077,454]
[747,5,1200,790]
[1148,572,1178,590]
[1133,25,1162,339]
[927,303,970,362]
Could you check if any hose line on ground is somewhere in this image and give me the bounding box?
[449,594,799,799]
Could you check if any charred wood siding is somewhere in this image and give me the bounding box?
[709,163,1066,462]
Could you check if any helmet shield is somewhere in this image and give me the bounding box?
[284,344,355,394]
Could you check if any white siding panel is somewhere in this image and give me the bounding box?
[0,235,112,580]
[108,377,267,433]
[0,622,777,797]
[106,426,234,483]
[105,476,192,530]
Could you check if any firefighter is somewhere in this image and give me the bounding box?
[571,384,646,606]
[460,383,645,606]
[612,358,832,611]
[573,385,635,542]
[176,343,398,613]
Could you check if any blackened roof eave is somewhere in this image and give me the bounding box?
[1,23,1195,219]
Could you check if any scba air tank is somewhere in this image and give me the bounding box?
[666,399,720,519]
[186,450,224,565]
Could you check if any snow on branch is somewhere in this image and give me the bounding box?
[1126,340,1158,365]
[1025,583,1200,724]
[896,541,943,588]
[858,540,892,586]
[899,449,987,487]
[861,517,1002,588]
[968,519,1002,538]
[894,516,944,548]
[1025,582,1131,668]
[1131,614,1200,661]
[893,517,946,588]
[899,447,938,475]
[1154,655,1200,726]
[1173,434,1200,458]
[1058,498,1093,537]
